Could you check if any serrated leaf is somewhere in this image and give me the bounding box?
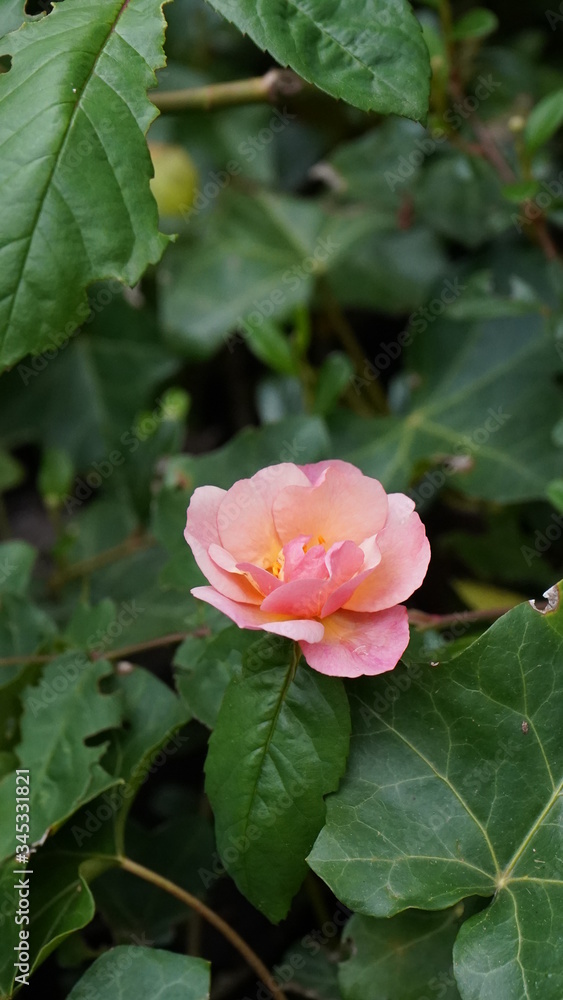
[0,0,169,368]
[66,947,210,1000]
[524,89,563,153]
[206,0,430,120]
[205,655,351,922]
[332,314,562,503]
[309,584,563,999]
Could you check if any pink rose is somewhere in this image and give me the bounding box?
[184,460,430,678]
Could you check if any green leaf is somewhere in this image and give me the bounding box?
[339,905,470,1000]
[205,653,351,922]
[333,314,563,503]
[0,292,180,469]
[165,414,330,492]
[0,851,100,997]
[0,449,24,493]
[313,352,355,416]
[309,583,563,998]
[282,938,343,999]
[0,540,36,596]
[327,228,447,314]
[174,626,253,728]
[159,190,368,358]
[94,810,214,940]
[0,663,191,993]
[0,0,169,369]
[242,317,299,376]
[524,89,563,153]
[452,8,499,40]
[547,478,563,513]
[0,656,122,863]
[66,947,210,1000]
[38,446,75,509]
[206,0,430,120]
[414,155,511,248]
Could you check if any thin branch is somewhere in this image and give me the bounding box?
[48,533,155,591]
[151,68,303,113]
[119,856,288,1000]
[0,630,194,669]
[319,282,389,415]
[408,605,514,631]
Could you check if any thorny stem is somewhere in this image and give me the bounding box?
[119,856,288,1000]
[0,630,193,669]
[151,68,303,113]
[408,605,514,631]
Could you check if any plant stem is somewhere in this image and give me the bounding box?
[151,68,303,113]
[320,283,389,415]
[0,630,194,669]
[408,605,514,631]
[48,533,155,591]
[119,856,288,1000]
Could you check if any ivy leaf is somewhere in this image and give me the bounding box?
[309,584,563,999]
[206,0,430,120]
[66,948,210,1000]
[159,190,370,358]
[0,0,169,368]
[339,905,470,1000]
[332,314,563,502]
[205,650,351,922]
[0,665,190,994]
[0,655,123,863]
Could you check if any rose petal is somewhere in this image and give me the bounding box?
[344,494,431,612]
[191,587,325,643]
[298,606,409,678]
[217,463,309,565]
[282,537,329,582]
[259,578,328,618]
[299,459,367,486]
[235,561,282,597]
[273,464,388,549]
[185,487,262,604]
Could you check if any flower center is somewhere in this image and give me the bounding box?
[271,552,285,579]
[303,534,326,553]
